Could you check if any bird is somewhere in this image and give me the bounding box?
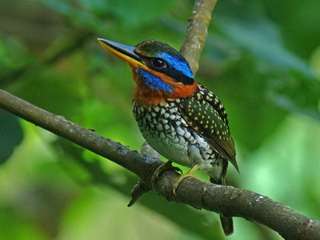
[98,38,239,236]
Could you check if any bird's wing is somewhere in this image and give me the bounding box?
[178,83,239,171]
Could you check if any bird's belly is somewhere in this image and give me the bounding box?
[133,102,218,172]
[141,128,194,167]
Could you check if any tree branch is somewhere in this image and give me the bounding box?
[1,0,320,239]
[0,89,162,182]
[1,86,320,240]
[180,0,218,74]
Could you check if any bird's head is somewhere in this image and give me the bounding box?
[98,38,197,106]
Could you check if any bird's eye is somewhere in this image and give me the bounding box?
[151,58,167,69]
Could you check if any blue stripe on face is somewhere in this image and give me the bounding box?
[137,68,174,93]
[156,53,194,79]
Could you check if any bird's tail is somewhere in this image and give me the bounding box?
[210,160,234,236]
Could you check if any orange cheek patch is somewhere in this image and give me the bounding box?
[131,66,198,106]
[132,67,197,107]
[171,82,197,98]
[138,66,197,97]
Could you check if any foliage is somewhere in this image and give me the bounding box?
[0,0,319,239]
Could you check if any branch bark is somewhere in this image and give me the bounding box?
[180,0,218,74]
[1,83,320,240]
[1,0,320,239]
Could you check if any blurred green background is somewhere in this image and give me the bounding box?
[0,0,320,239]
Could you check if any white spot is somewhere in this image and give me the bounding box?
[164,124,170,131]
[162,119,168,124]
[146,113,151,121]
[167,130,176,138]
[161,138,169,145]
[169,107,178,113]
[170,114,176,120]
[172,136,179,143]
[255,195,265,202]
[160,132,165,139]
[184,131,191,139]
[176,127,185,136]
[157,124,163,131]
[179,136,186,144]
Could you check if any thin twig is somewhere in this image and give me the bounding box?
[180,0,218,75]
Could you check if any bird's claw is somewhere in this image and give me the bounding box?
[172,164,200,195]
[172,174,193,195]
[150,161,182,184]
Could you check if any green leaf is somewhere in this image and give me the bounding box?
[0,109,23,164]
[242,115,320,218]
[0,37,30,79]
[106,0,174,27]
[215,1,314,77]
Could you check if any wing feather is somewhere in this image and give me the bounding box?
[178,83,239,172]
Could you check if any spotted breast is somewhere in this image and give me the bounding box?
[132,83,234,181]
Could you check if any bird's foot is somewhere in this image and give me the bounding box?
[172,165,200,195]
[150,161,182,184]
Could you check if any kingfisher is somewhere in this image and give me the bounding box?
[98,38,239,236]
